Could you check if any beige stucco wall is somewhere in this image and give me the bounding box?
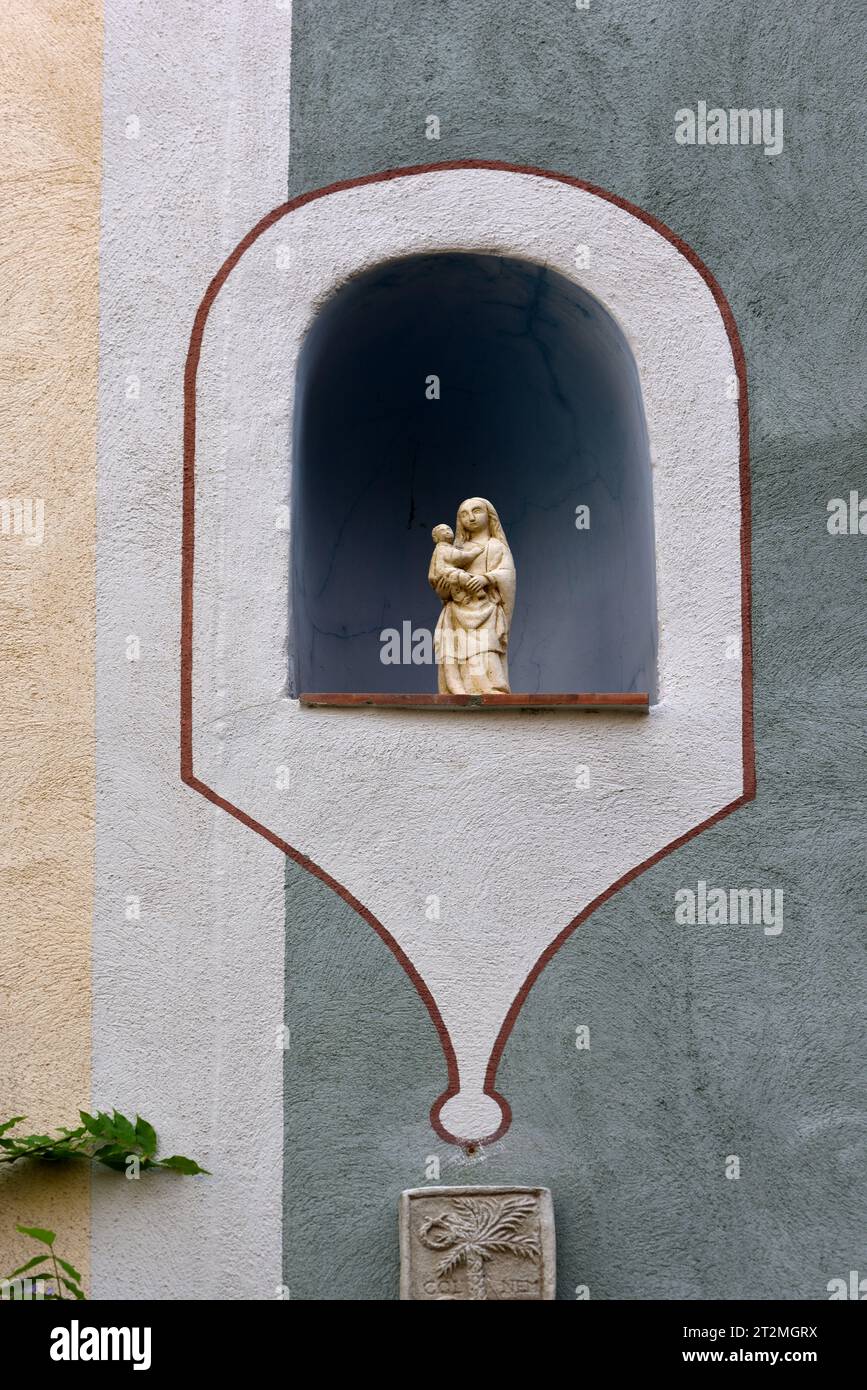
[0,0,100,1285]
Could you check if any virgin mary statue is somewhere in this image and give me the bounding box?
[428,497,516,695]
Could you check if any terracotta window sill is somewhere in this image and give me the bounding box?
[298,693,649,713]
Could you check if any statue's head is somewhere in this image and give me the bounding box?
[431,523,454,544]
[455,497,507,545]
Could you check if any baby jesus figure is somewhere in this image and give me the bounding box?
[428,524,485,601]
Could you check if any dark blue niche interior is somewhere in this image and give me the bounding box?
[290,252,658,699]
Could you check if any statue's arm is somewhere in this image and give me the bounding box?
[453,541,484,566]
[482,540,507,594]
[430,572,454,600]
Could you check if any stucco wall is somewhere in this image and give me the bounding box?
[91,0,292,1301]
[6,0,861,1303]
[282,0,866,1298]
[0,0,99,1285]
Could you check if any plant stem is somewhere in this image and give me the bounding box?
[50,1248,63,1300]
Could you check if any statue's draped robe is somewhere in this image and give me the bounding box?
[430,537,516,694]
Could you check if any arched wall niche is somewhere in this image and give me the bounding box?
[185,163,750,1144]
[290,251,658,700]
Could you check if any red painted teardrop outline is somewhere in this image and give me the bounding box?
[180,159,755,1148]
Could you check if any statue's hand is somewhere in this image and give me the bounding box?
[464,574,486,596]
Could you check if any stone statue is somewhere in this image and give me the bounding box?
[428,497,516,695]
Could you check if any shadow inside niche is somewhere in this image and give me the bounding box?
[291,252,658,699]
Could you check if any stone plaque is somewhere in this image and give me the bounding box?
[399,1186,555,1300]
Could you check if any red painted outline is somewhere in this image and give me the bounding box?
[181,159,754,1148]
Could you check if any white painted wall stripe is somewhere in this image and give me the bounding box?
[94,0,292,1301]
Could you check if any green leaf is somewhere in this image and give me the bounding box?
[0,1134,85,1164]
[57,1256,83,1284]
[5,1254,50,1278]
[94,1151,131,1172]
[102,1150,158,1174]
[157,1154,210,1175]
[16,1225,56,1247]
[111,1110,138,1148]
[60,1277,87,1301]
[0,1109,205,1183]
[84,1137,115,1155]
[80,1110,115,1140]
[134,1116,157,1156]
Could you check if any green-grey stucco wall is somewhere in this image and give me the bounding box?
[283,0,866,1299]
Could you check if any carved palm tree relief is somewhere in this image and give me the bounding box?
[417,1194,541,1300]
